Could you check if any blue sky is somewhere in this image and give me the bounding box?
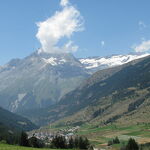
[0,0,150,65]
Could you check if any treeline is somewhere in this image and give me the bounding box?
[19,131,45,148]
[0,130,44,148]
[0,130,90,149]
[50,135,90,149]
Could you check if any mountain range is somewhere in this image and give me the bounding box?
[79,53,150,72]
[0,50,149,114]
[18,54,150,126]
[0,51,149,125]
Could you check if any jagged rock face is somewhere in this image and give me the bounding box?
[0,51,89,112]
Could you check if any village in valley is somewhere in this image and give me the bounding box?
[28,126,80,144]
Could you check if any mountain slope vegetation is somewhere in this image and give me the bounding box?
[0,106,37,145]
[0,106,37,134]
[21,56,150,126]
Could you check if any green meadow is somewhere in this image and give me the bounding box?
[0,144,73,150]
[76,123,150,147]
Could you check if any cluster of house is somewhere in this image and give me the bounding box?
[59,126,80,133]
[28,126,80,142]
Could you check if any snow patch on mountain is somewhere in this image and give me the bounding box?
[42,57,67,66]
[43,57,57,66]
[79,53,150,70]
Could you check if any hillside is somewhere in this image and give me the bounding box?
[0,106,37,144]
[0,106,37,137]
[54,55,150,127]
[21,55,150,126]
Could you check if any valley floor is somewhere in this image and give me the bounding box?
[1,123,150,150]
[77,123,150,149]
[40,123,150,149]
[0,144,72,150]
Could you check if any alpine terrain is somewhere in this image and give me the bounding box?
[20,55,150,126]
[0,50,89,112]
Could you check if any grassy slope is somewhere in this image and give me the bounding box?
[0,144,72,150]
[50,87,150,129]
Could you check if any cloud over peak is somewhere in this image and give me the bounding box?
[36,0,84,53]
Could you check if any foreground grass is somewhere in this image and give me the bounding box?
[0,144,72,150]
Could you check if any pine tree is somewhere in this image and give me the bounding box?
[126,138,139,150]
[79,136,90,149]
[29,136,44,148]
[19,131,29,147]
[68,137,74,148]
[113,136,120,144]
[51,135,67,148]
[83,137,90,149]
[74,136,79,148]
[79,136,84,149]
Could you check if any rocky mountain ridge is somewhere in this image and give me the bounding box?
[0,51,149,113]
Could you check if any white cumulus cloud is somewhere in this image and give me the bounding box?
[36,0,84,53]
[60,0,69,6]
[133,40,150,52]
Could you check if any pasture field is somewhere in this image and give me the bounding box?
[0,144,72,150]
[77,123,150,147]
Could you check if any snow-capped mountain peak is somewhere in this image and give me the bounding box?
[0,50,149,112]
[79,53,150,71]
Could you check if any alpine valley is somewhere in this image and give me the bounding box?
[0,50,148,114]
[0,50,150,149]
[19,53,150,127]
